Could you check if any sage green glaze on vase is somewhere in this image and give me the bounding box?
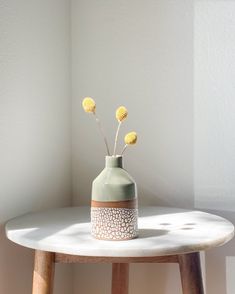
[92,156,137,202]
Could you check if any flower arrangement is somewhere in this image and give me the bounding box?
[82,97,138,157]
[83,97,138,241]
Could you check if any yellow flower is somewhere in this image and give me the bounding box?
[82,97,96,113]
[116,106,128,122]
[124,132,138,145]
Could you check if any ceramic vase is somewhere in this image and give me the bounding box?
[91,156,138,240]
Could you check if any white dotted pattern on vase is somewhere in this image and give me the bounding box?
[91,207,138,240]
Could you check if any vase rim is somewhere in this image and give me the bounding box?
[105,155,123,167]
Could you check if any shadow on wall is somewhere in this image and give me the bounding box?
[203,209,235,294]
[0,224,34,293]
[135,180,193,210]
[130,262,182,294]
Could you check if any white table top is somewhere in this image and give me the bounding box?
[5,206,234,257]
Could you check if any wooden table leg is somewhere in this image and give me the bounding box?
[112,263,129,294]
[32,250,55,294]
[178,252,204,294]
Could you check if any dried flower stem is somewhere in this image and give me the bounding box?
[121,144,128,156]
[113,121,121,156]
[93,112,110,155]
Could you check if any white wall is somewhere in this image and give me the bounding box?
[194,1,235,293]
[0,1,72,293]
[72,0,193,293]
[194,0,235,212]
[72,0,194,208]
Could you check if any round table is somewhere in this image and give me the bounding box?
[5,206,234,294]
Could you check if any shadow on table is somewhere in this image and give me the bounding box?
[5,206,187,243]
[138,229,169,238]
[5,206,91,242]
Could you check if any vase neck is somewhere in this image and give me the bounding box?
[105,156,123,168]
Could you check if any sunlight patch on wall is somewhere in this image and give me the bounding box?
[194,1,235,211]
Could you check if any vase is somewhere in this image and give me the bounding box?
[91,155,138,240]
